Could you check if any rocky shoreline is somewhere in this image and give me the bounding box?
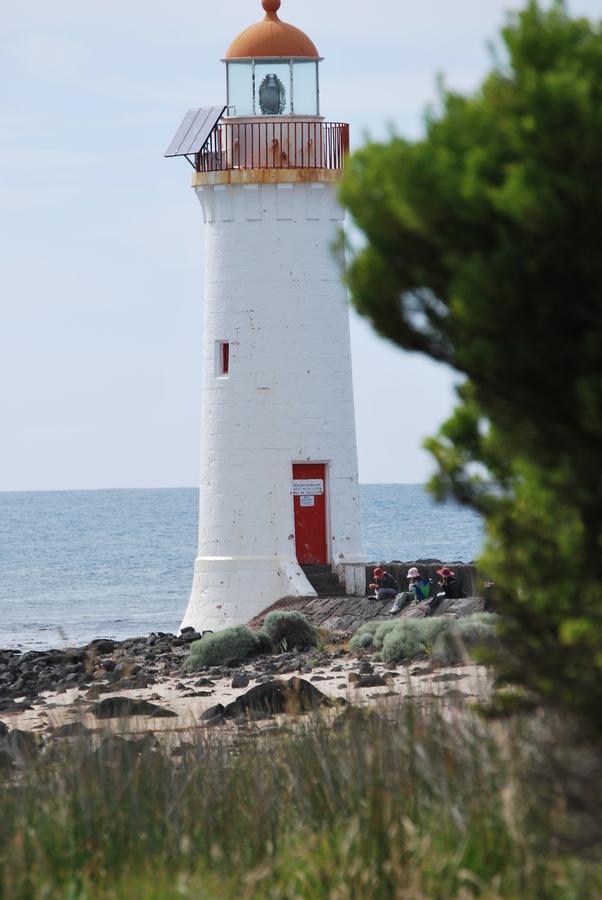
[0,615,493,776]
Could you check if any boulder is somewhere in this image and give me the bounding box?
[51,722,91,738]
[201,704,225,721]
[353,675,388,690]
[90,697,178,719]
[222,677,331,720]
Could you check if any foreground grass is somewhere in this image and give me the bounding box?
[0,703,600,899]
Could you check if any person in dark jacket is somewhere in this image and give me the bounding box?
[368,567,399,601]
[425,566,457,616]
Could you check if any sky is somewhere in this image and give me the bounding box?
[1,0,599,492]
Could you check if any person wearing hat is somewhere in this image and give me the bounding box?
[426,566,458,616]
[368,567,399,601]
[436,567,457,600]
[389,566,433,614]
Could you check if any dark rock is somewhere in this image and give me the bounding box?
[0,721,8,738]
[93,735,158,762]
[88,640,118,654]
[222,678,331,720]
[90,697,178,719]
[179,630,202,644]
[0,700,33,712]
[195,678,216,688]
[201,704,225,721]
[444,689,468,701]
[231,673,250,689]
[353,675,388,690]
[431,673,467,683]
[86,684,114,699]
[52,722,91,738]
[276,661,296,674]
[359,662,374,675]
[348,672,360,683]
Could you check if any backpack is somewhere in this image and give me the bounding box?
[414,580,432,601]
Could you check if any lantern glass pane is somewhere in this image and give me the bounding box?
[227,62,254,116]
[292,61,319,115]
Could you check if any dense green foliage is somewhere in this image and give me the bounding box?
[185,625,262,670]
[1,708,600,898]
[185,613,318,669]
[261,610,318,651]
[340,1,602,733]
[349,614,499,664]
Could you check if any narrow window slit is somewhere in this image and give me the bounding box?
[217,341,230,377]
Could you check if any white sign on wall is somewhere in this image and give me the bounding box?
[293,479,324,496]
[300,495,315,507]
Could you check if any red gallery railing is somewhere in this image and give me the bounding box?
[195,121,349,173]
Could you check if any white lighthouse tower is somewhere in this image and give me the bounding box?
[167,0,365,632]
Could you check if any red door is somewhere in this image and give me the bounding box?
[293,463,327,565]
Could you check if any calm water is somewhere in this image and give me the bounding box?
[0,486,483,650]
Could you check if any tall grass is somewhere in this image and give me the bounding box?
[0,703,599,899]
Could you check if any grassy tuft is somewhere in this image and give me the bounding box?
[0,703,600,898]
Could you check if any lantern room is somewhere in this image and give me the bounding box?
[224,0,321,117]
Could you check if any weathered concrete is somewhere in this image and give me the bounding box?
[249,592,485,636]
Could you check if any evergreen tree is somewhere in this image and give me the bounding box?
[341,1,602,732]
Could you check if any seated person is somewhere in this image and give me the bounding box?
[425,566,457,616]
[368,567,399,601]
[390,566,432,614]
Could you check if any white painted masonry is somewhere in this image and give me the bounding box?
[180,176,365,632]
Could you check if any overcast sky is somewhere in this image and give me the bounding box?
[1,0,599,491]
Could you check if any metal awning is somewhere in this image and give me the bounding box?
[165,105,226,158]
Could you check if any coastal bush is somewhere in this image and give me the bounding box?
[348,620,383,651]
[185,625,260,670]
[375,615,499,665]
[372,620,397,649]
[433,617,500,666]
[381,621,428,665]
[341,0,602,734]
[349,630,374,650]
[260,611,318,652]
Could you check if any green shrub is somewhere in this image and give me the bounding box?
[185,625,260,671]
[349,631,375,650]
[381,621,427,665]
[373,620,398,649]
[261,611,318,652]
[433,617,499,666]
[348,621,384,651]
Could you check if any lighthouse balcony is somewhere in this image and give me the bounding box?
[194,119,349,175]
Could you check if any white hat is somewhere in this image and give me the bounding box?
[407,567,420,579]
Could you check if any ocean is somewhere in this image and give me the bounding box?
[0,485,483,651]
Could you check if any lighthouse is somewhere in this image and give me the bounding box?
[167,0,365,632]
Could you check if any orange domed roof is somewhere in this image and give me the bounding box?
[225,0,319,60]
